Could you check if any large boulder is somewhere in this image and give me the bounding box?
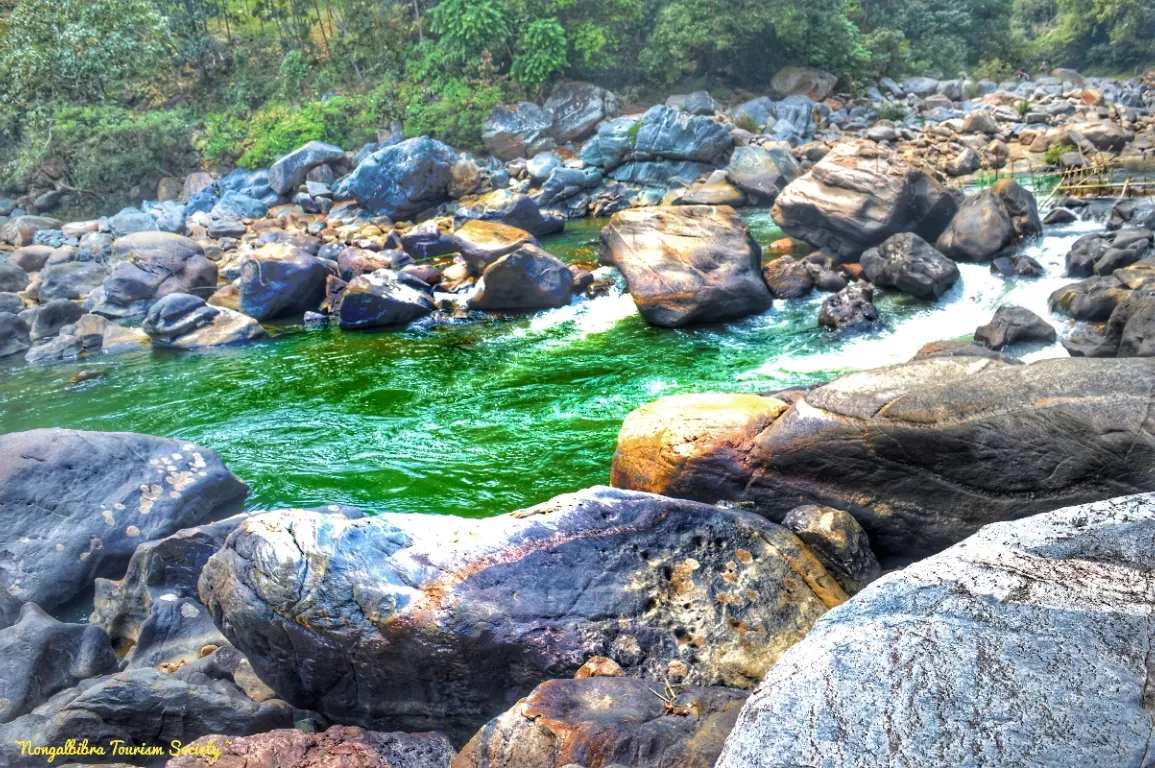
[1049,274,1129,321]
[467,245,573,311]
[483,103,556,161]
[973,304,1056,350]
[455,190,565,238]
[198,487,849,742]
[580,117,638,171]
[0,216,63,247]
[634,106,732,163]
[239,244,331,321]
[0,429,248,627]
[817,281,879,331]
[935,179,1042,262]
[0,313,31,358]
[543,82,617,144]
[716,494,1155,768]
[0,261,29,293]
[336,137,458,219]
[143,293,265,350]
[455,677,747,768]
[1064,290,1155,359]
[771,67,838,101]
[39,261,107,301]
[0,603,119,723]
[726,145,801,204]
[450,220,539,273]
[268,141,345,196]
[1065,228,1151,277]
[611,357,1155,559]
[96,232,217,319]
[772,142,961,259]
[599,206,771,327]
[337,269,435,330]
[860,232,959,300]
[167,725,456,768]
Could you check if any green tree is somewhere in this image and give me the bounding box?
[431,0,512,62]
[511,18,568,87]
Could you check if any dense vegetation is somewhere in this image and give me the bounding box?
[0,0,1152,195]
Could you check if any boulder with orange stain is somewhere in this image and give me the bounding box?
[199,486,848,744]
[453,677,747,768]
[611,356,1155,560]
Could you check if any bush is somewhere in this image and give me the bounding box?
[733,113,761,133]
[511,18,569,87]
[403,79,506,150]
[4,106,198,194]
[875,102,908,121]
[1044,142,1077,167]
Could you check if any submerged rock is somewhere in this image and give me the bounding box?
[167,725,456,768]
[716,494,1155,768]
[198,487,848,742]
[0,429,248,627]
[818,281,879,331]
[599,206,771,328]
[612,357,1155,559]
[455,677,747,768]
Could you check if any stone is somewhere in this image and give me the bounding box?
[544,82,617,143]
[860,233,959,300]
[912,340,1023,365]
[772,67,837,101]
[715,494,1155,768]
[0,667,297,767]
[24,334,83,364]
[166,725,456,768]
[95,232,217,318]
[455,677,747,768]
[29,298,85,341]
[239,244,331,321]
[399,220,456,260]
[678,170,745,207]
[8,245,54,272]
[335,137,458,219]
[38,262,107,302]
[682,90,719,116]
[143,293,264,350]
[0,603,118,723]
[935,179,1042,262]
[974,304,1057,350]
[761,257,814,299]
[726,145,801,204]
[1108,200,1155,232]
[599,206,771,328]
[1065,291,1155,359]
[467,245,573,312]
[1075,120,1131,152]
[211,192,268,222]
[780,506,881,595]
[611,357,1155,559]
[269,141,345,197]
[337,269,435,330]
[1043,207,1078,225]
[198,487,849,742]
[772,141,960,259]
[0,293,22,314]
[1049,275,1129,321]
[961,110,998,135]
[455,190,565,238]
[0,261,30,293]
[337,248,412,282]
[449,158,481,198]
[450,220,539,273]
[818,281,879,332]
[101,324,151,354]
[1,216,64,247]
[483,103,557,161]
[0,428,247,627]
[945,147,981,176]
[634,106,732,163]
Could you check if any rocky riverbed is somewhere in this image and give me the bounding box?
[3,65,1155,768]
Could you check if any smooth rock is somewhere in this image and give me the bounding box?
[337,269,435,330]
[239,244,331,321]
[935,179,1042,262]
[974,304,1057,350]
[467,245,573,311]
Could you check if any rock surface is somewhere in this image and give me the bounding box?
[467,245,573,311]
[239,244,331,321]
[599,206,771,327]
[198,487,848,742]
[716,494,1155,768]
[860,232,959,300]
[818,281,879,331]
[166,725,456,768]
[454,677,747,768]
[935,179,1042,261]
[0,429,248,626]
[336,137,458,219]
[612,357,1155,558]
[337,269,435,329]
[974,304,1056,350]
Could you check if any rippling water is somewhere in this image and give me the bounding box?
[0,210,1097,517]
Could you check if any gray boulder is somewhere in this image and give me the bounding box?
[0,261,29,293]
[860,232,960,300]
[39,261,107,301]
[108,208,159,237]
[818,281,879,331]
[8,245,54,272]
[239,244,331,321]
[634,105,732,163]
[0,216,64,247]
[1049,274,1129,321]
[483,103,557,161]
[337,269,435,330]
[29,298,85,341]
[945,147,981,176]
[935,179,1042,262]
[716,494,1155,768]
[467,245,573,311]
[0,603,118,723]
[0,293,22,314]
[780,506,881,595]
[726,145,801,204]
[771,67,838,101]
[455,190,565,238]
[198,487,850,742]
[1065,228,1151,277]
[580,117,639,170]
[211,191,268,222]
[0,428,248,627]
[95,233,216,319]
[268,141,345,196]
[543,82,617,143]
[336,137,458,219]
[974,304,1057,350]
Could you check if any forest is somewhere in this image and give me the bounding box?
[0,0,1152,194]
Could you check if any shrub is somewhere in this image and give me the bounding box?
[403,79,505,150]
[431,0,511,63]
[1044,142,1077,166]
[875,102,908,121]
[733,113,761,133]
[1017,99,1032,117]
[511,18,569,88]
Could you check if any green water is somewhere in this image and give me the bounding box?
[0,210,1086,517]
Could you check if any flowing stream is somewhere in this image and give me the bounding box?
[0,210,1098,518]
